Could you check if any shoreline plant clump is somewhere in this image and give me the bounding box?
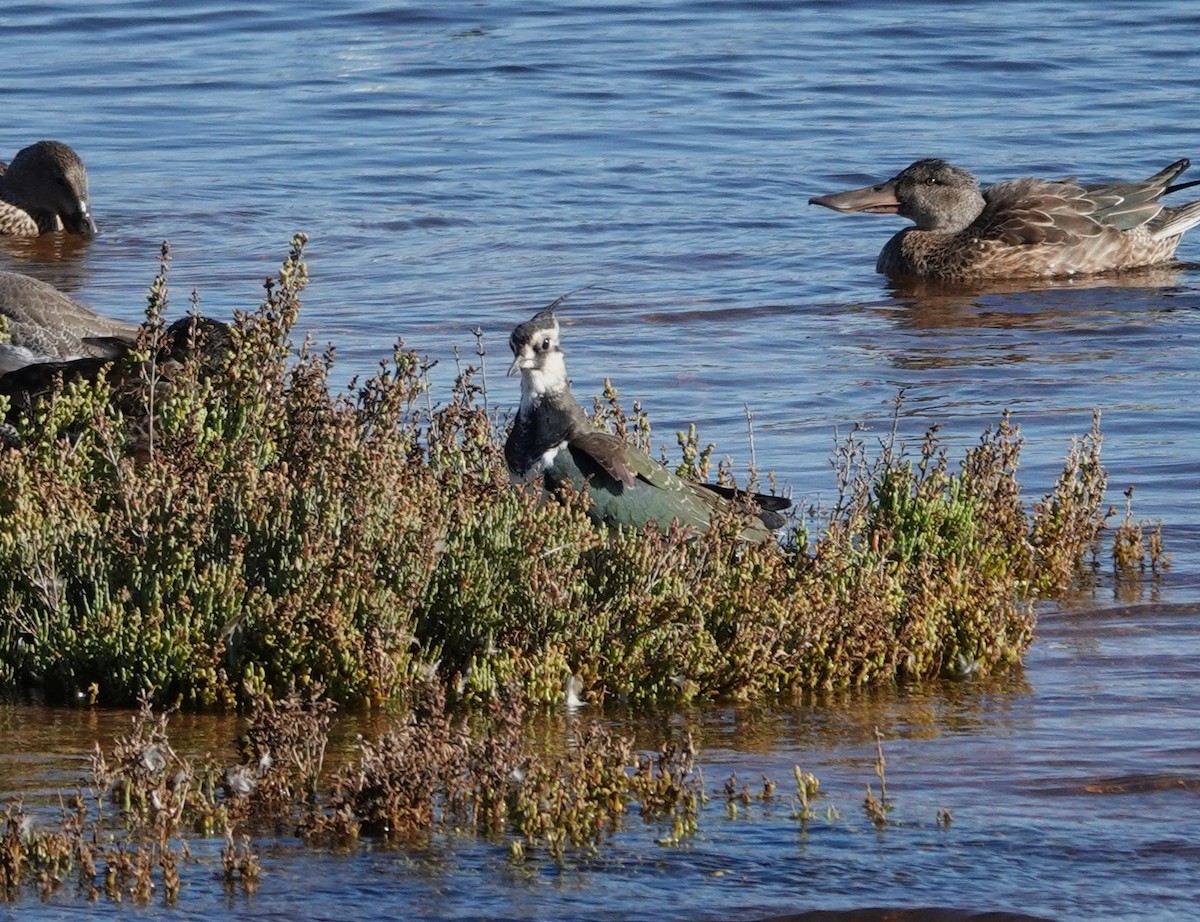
[0,235,1158,710]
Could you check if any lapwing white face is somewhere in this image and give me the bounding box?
[508,309,567,401]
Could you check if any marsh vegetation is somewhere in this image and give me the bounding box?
[1,237,1153,713]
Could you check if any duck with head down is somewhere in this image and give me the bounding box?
[504,305,790,542]
[0,140,98,239]
[810,157,1200,280]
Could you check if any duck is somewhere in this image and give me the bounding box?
[0,140,97,238]
[1,307,231,452]
[0,269,230,411]
[809,158,1200,280]
[504,306,790,542]
[0,270,137,374]
[0,313,230,398]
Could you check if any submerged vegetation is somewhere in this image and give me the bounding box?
[0,689,814,905]
[0,235,1154,710]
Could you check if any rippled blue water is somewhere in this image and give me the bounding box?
[3,1,1200,918]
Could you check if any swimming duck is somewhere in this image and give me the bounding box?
[0,140,97,238]
[0,271,136,373]
[505,306,790,542]
[809,158,1200,280]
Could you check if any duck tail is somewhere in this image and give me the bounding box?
[1147,158,1190,189]
[1150,199,1200,240]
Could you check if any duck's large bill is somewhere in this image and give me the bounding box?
[63,203,98,239]
[809,182,901,215]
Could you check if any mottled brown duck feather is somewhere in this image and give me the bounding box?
[0,314,231,456]
[0,271,137,373]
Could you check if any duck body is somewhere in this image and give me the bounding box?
[811,158,1200,280]
[505,307,789,542]
[0,140,97,238]
[1,313,231,452]
[0,271,137,373]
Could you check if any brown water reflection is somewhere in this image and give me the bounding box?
[0,706,237,805]
[0,668,1039,808]
[883,265,1190,321]
[617,670,1035,764]
[758,911,1054,922]
[0,234,96,295]
[870,266,1192,369]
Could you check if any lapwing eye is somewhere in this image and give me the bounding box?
[541,337,551,350]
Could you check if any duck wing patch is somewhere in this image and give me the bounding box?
[984,178,1105,245]
[1081,159,1189,231]
[985,161,1191,246]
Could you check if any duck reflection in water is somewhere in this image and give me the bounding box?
[882,263,1189,331]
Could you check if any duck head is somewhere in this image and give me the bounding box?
[810,159,985,233]
[5,140,98,238]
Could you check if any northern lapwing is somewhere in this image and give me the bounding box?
[504,306,789,542]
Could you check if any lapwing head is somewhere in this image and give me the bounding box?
[508,306,567,398]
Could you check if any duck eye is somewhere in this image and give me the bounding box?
[925,177,939,186]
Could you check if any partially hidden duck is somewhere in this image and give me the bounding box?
[1,272,229,451]
[0,271,134,374]
[0,140,97,238]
